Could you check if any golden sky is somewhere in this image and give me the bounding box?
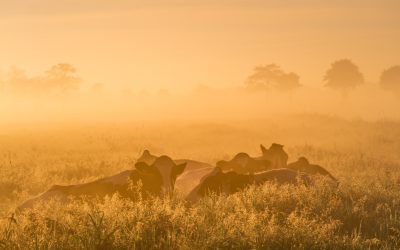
[1,0,399,91]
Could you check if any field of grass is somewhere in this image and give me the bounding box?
[1,114,400,249]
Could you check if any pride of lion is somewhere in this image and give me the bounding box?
[17,143,338,211]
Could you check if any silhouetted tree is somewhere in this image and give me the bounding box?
[245,64,301,92]
[324,59,364,96]
[5,63,80,95]
[44,63,80,93]
[380,65,400,94]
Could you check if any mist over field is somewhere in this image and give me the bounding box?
[1,1,400,249]
[1,65,399,123]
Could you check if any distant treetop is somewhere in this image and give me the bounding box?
[4,63,80,96]
[245,64,301,93]
[323,59,364,94]
[380,65,400,93]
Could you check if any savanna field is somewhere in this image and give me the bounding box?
[1,0,400,249]
[0,115,399,249]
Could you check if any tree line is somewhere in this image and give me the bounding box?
[0,64,80,96]
[246,59,400,96]
[0,60,399,97]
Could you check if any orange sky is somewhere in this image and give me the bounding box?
[1,0,399,92]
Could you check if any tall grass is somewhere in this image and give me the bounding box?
[1,115,400,249]
[1,179,400,249]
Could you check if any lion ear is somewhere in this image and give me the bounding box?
[260,144,268,155]
[143,150,150,156]
[174,163,186,176]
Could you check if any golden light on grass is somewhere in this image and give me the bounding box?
[1,1,400,249]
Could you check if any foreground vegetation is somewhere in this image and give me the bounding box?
[1,179,400,249]
[1,115,400,249]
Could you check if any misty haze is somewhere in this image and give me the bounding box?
[1,1,400,249]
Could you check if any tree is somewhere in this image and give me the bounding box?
[323,59,364,95]
[5,63,80,95]
[380,65,400,94]
[245,64,301,92]
[44,63,80,93]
